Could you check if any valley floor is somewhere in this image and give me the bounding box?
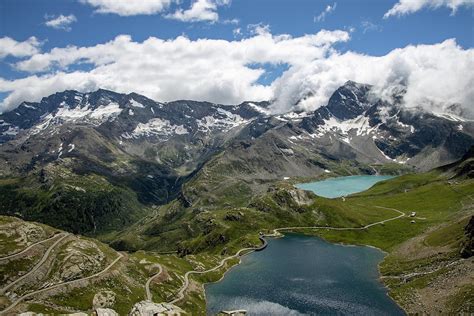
[0,170,473,315]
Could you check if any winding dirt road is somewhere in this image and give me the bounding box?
[168,206,406,304]
[145,264,163,301]
[1,233,70,294]
[270,206,405,234]
[0,233,62,261]
[168,243,263,304]
[0,252,124,315]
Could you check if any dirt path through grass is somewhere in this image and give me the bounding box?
[145,263,163,301]
[0,252,124,315]
[0,233,63,261]
[1,233,69,294]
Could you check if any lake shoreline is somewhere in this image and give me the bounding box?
[202,175,406,315]
[204,232,407,315]
[295,174,395,199]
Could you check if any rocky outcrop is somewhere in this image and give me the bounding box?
[93,290,116,309]
[56,239,106,282]
[0,219,48,254]
[129,301,184,316]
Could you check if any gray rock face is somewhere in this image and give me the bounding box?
[326,80,373,120]
[93,291,116,309]
[1,83,472,175]
[129,301,183,316]
[0,89,268,177]
[295,81,474,170]
[0,90,267,145]
[0,83,472,228]
[0,82,472,241]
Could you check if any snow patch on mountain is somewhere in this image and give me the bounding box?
[89,102,122,120]
[130,99,145,108]
[55,104,91,120]
[3,126,19,136]
[21,103,37,110]
[27,101,123,136]
[0,120,19,137]
[174,125,188,135]
[130,118,189,139]
[51,101,122,122]
[58,143,63,159]
[275,111,310,123]
[283,112,310,120]
[377,146,410,164]
[198,109,248,132]
[317,115,378,138]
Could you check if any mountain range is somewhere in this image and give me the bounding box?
[0,81,472,236]
[2,81,472,174]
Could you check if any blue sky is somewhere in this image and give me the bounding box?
[0,0,473,114]
[1,0,472,55]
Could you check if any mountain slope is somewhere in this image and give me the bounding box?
[297,81,474,169]
[0,89,267,175]
[178,81,474,211]
[0,216,186,315]
[0,110,473,315]
[0,90,267,234]
[0,82,472,236]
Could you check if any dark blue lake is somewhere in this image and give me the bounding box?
[205,234,405,315]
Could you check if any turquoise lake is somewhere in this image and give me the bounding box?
[295,175,394,198]
[205,234,405,315]
[205,175,404,315]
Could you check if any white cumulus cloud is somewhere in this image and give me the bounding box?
[0,37,41,59]
[233,27,242,37]
[166,0,230,22]
[384,0,474,18]
[1,31,473,119]
[247,23,271,36]
[45,14,77,31]
[79,0,174,16]
[1,30,348,112]
[270,39,474,118]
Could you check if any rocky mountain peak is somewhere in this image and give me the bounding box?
[325,80,373,120]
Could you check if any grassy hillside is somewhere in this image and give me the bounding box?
[0,216,234,315]
[2,149,472,314]
[0,166,149,235]
[313,171,473,250]
[0,217,152,314]
[273,171,473,314]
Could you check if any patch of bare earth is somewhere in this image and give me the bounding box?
[385,217,473,314]
[412,258,473,314]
